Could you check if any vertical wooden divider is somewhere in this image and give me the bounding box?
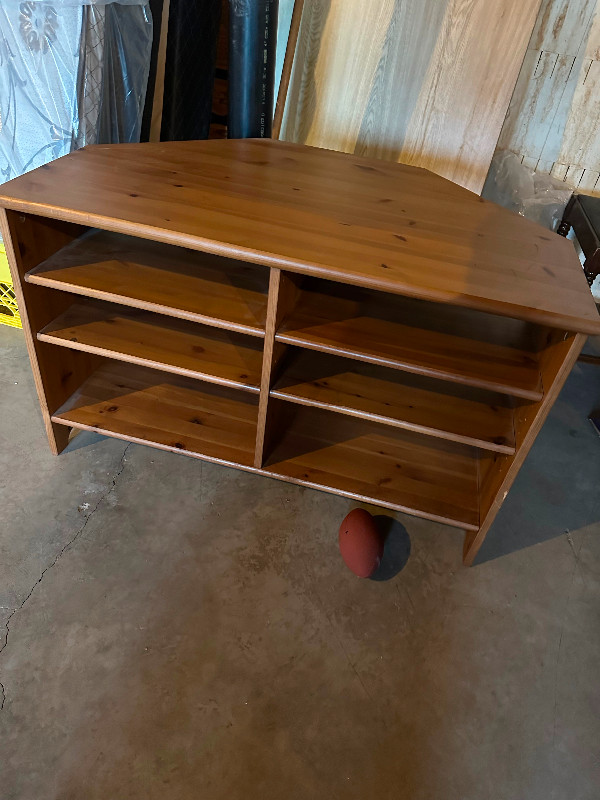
[254,269,300,468]
[463,329,586,565]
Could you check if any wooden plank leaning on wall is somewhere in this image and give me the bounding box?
[275,0,543,194]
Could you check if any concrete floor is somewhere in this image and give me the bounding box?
[1,325,599,800]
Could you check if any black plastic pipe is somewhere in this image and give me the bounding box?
[228,0,279,139]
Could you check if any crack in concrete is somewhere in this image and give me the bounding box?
[0,443,132,711]
[565,531,580,561]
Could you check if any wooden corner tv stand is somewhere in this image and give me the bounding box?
[1,139,599,565]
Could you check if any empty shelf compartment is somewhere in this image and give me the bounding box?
[26,228,269,335]
[52,362,259,467]
[271,348,516,453]
[39,299,263,392]
[276,278,543,399]
[264,404,480,530]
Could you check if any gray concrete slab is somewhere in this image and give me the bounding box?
[1,326,599,800]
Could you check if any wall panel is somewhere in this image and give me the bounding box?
[498,0,600,196]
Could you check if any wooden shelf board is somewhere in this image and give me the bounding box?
[26,229,269,337]
[51,362,259,468]
[50,362,480,531]
[264,405,480,531]
[271,349,516,454]
[277,283,543,400]
[39,301,263,393]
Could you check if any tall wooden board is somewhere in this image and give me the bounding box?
[280,0,542,193]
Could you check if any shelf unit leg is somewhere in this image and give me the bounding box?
[48,422,72,455]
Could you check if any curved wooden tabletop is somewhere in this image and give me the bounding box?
[1,138,599,334]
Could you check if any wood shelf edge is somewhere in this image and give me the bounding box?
[51,415,260,469]
[51,415,479,532]
[26,273,267,339]
[270,388,516,455]
[275,333,544,401]
[37,332,262,395]
[260,465,480,532]
[254,270,302,468]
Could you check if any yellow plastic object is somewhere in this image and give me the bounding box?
[0,242,22,328]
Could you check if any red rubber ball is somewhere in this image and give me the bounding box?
[338,509,383,578]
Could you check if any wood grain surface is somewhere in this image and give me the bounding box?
[26,227,269,336]
[264,404,480,531]
[271,348,517,453]
[52,361,260,468]
[38,301,264,392]
[280,0,542,193]
[52,359,479,528]
[1,139,592,565]
[51,353,481,529]
[2,139,598,334]
[277,280,544,399]
[0,209,101,453]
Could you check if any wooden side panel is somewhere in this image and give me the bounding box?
[0,210,101,453]
[464,329,586,565]
[281,0,541,193]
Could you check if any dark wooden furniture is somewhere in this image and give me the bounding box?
[1,139,599,565]
[558,193,600,288]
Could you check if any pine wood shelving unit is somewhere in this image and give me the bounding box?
[1,139,599,565]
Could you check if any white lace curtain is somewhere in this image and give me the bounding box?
[0,0,152,183]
